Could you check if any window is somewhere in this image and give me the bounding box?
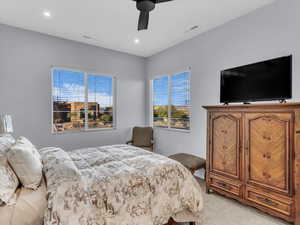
[52,68,115,133]
[151,71,191,130]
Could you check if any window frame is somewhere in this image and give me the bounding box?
[149,70,192,132]
[51,66,117,134]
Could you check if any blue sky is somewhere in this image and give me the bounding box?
[52,69,113,107]
[153,72,190,106]
[53,69,190,107]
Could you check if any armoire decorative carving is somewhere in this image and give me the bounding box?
[203,103,300,224]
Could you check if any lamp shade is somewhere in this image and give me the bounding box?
[0,115,13,133]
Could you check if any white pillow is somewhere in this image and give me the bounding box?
[8,137,42,190]
[0,135,19,205]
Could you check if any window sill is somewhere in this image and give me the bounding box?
[52,127,116,135]
[153,127,191,133]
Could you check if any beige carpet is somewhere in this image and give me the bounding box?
[180,179,290,225]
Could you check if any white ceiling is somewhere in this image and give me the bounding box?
[0,0,276,57]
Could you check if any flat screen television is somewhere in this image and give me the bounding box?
[220,55,292,103]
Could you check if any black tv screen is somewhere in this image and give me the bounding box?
[220,56,292,103]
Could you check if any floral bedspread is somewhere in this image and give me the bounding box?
[40,145,203,225]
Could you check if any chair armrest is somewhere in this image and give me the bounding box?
[126,140,133,145]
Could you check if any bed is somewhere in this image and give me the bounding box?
[40,144,204,225]
[0,178,47,225]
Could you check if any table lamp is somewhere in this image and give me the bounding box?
[0,114,13,134]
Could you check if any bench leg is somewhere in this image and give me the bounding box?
[206,188,210,194]
[204,168,210,194]
[206,182,211,194]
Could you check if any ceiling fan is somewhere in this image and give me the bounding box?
[133,0,173,31]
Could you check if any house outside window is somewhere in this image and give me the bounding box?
[52,68,115,133]
[151,71,191,131]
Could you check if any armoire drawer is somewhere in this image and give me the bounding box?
[245,186,293,216]
[209,175,242,197]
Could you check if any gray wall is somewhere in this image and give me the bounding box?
[146,0,300,159]
[0,24,146,150]
[1,0,299,158]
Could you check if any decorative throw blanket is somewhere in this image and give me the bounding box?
[40,145,203,225]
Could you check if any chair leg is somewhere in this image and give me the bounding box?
[190,222,196,225]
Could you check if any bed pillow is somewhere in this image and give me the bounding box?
[0,135,19,205]
[8,137,42,190]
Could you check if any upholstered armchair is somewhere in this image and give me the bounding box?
[126,127,154,152]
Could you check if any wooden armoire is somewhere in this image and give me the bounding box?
[203,103,300,224]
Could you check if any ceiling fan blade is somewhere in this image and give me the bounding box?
[138,11,149,31]
[155,0,173,3]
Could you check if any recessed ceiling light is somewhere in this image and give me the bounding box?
[83,35,93,40]
[190,25,199,31]
[185,25,199,33]
[134,38,140,44]
[43,10,52,18]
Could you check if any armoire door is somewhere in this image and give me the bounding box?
[244,112,293,195]
[209,112,242,180]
